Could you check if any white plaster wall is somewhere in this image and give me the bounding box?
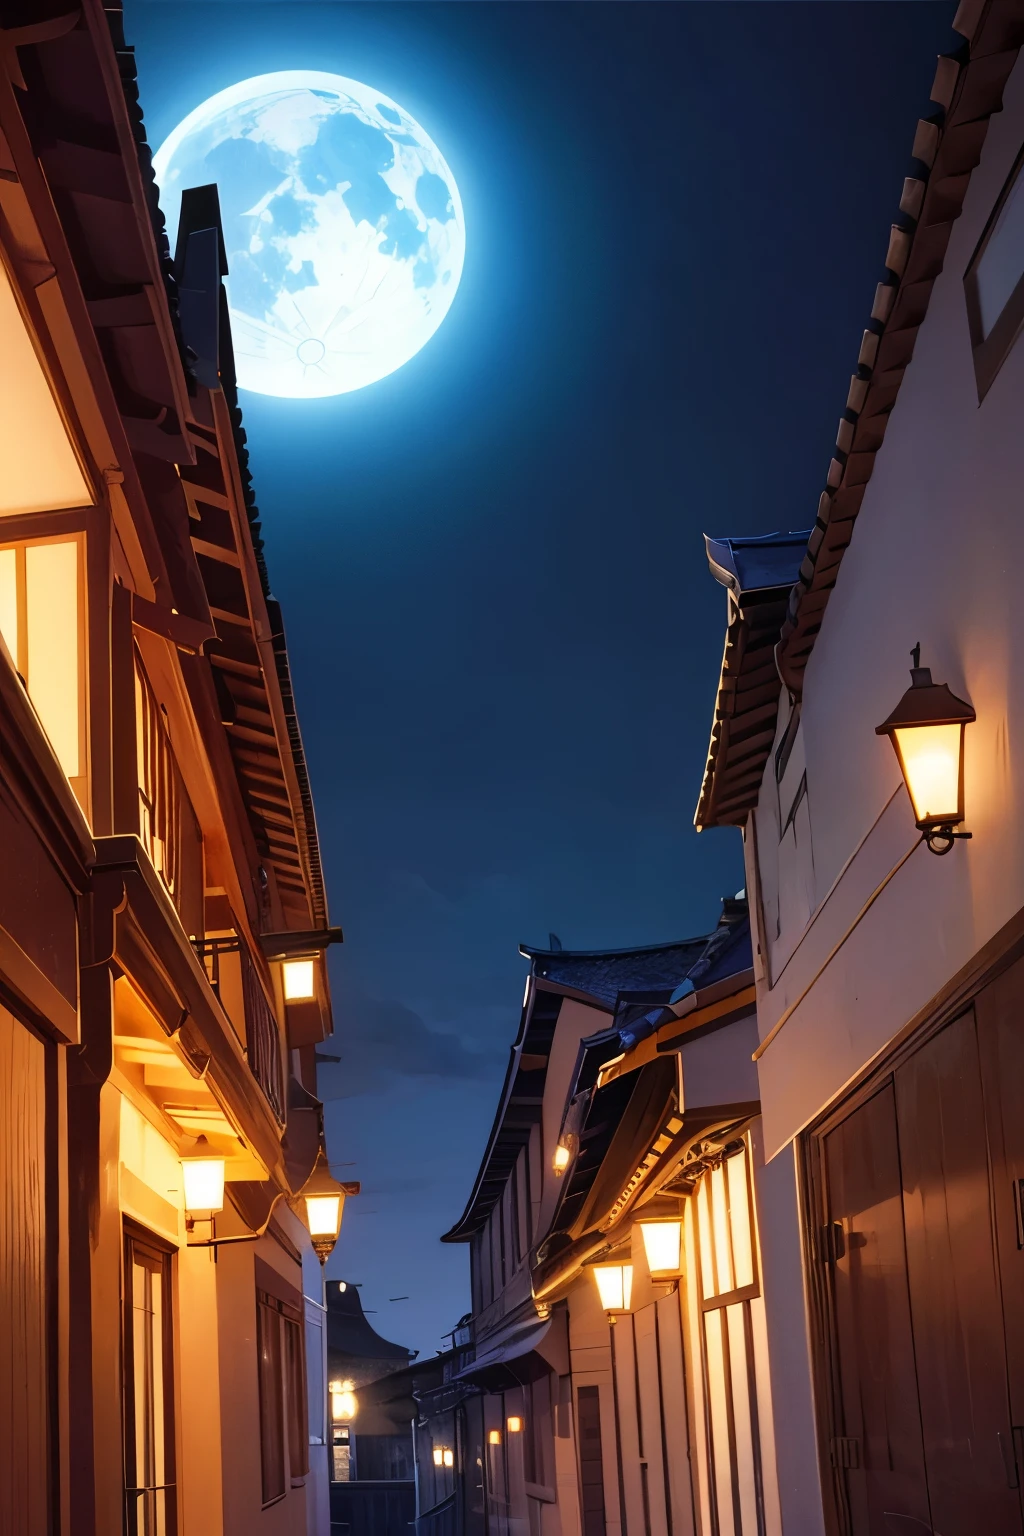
[752,51,1024,1156]
[679,1012,759,1109]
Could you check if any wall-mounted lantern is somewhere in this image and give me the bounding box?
[638,1218,683,1277]
[552,1141,572,1174]
[299,1148,352,1265]
[876,646,976,855]
[181,1135,225,1222]
[330,1379,357,1421]
[443,1448,454,1468]
[182,1138,358,1254]
[592,1262,633,1319]
[282,957,317,1001]
[487,1430,501,1446]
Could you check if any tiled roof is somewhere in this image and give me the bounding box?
[694,535,807,829]
[776,0,1024,691]
[444,902,750,1242]
[521,937,710,1009]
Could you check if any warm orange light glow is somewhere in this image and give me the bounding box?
[181,1139,225,1215]
[433,1446,444,1466]
[711,1163,733,1292]
[639,1219,682,1275]
[553,1143,571,1172]
[488,1430,501,1446]
[0,258,91,517]
[0,548,15,660]
[593,1263,633,1312]
[283,958,316,1001]
[726,1152,754,1289]
[331,1380,357,1420]
[506,1417,522,1434]
[1,540,82,781]
[443,1449,454,1468]
[893,723,962,825]
[305,1194,342,1238]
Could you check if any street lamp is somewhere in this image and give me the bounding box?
[876,646,976,855]
[591,1262,633,1319]
[638,1218,682,1277]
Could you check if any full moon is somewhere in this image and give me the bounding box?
[153,71,466,398]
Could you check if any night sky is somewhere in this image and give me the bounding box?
[130,0,955,1356]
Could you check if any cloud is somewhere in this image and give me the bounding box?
[318,995,503,1100]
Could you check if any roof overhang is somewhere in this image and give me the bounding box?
[694,534,809,832]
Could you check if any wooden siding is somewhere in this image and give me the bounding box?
[0,1004,49,1533]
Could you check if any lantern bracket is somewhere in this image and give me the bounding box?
[185,1189,288,1248]
[921,824,972,857]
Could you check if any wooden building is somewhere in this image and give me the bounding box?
[695,3,1024,1532]
[0,3,345,1532]
[435,900,783,1536]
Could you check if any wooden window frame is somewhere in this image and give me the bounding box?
[964,140,1024,402]
[0,526,88,808]
[122,1221,178,1536]
[256,1279,309,1508]
[692,1145,767,1536]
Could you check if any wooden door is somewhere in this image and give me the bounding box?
[123,1228,177,1535]
[0,1005,51,1535]
[820,1005,1024,1536]
[822,1085,930,1533]
[895,1009,1021,1535]
[977,961,1024,1485]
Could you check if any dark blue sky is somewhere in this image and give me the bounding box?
[130,0,954,1354]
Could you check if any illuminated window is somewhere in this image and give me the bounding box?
[0,257,91,517]
[0,536,86,799]
[965,146,1024,399]
[690,1144,775,1536]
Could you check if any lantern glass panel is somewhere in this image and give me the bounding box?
[593,1263,633,1311]
[639,1220,682,1275]
[893,723,962,825]
[182,1157,225,1214]
[305,1194,342,1237]
[283,958,316,1001]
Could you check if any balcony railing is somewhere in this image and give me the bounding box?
[194,935,286,1124]
[135,656,203,938]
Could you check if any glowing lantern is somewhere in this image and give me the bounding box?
[181,1135,225,1216]
[876,648,975,855]
[592,1263,633,1314]
[639,1218,682,1276]
[283,957,316,1000]
[299,1149,348,1264]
